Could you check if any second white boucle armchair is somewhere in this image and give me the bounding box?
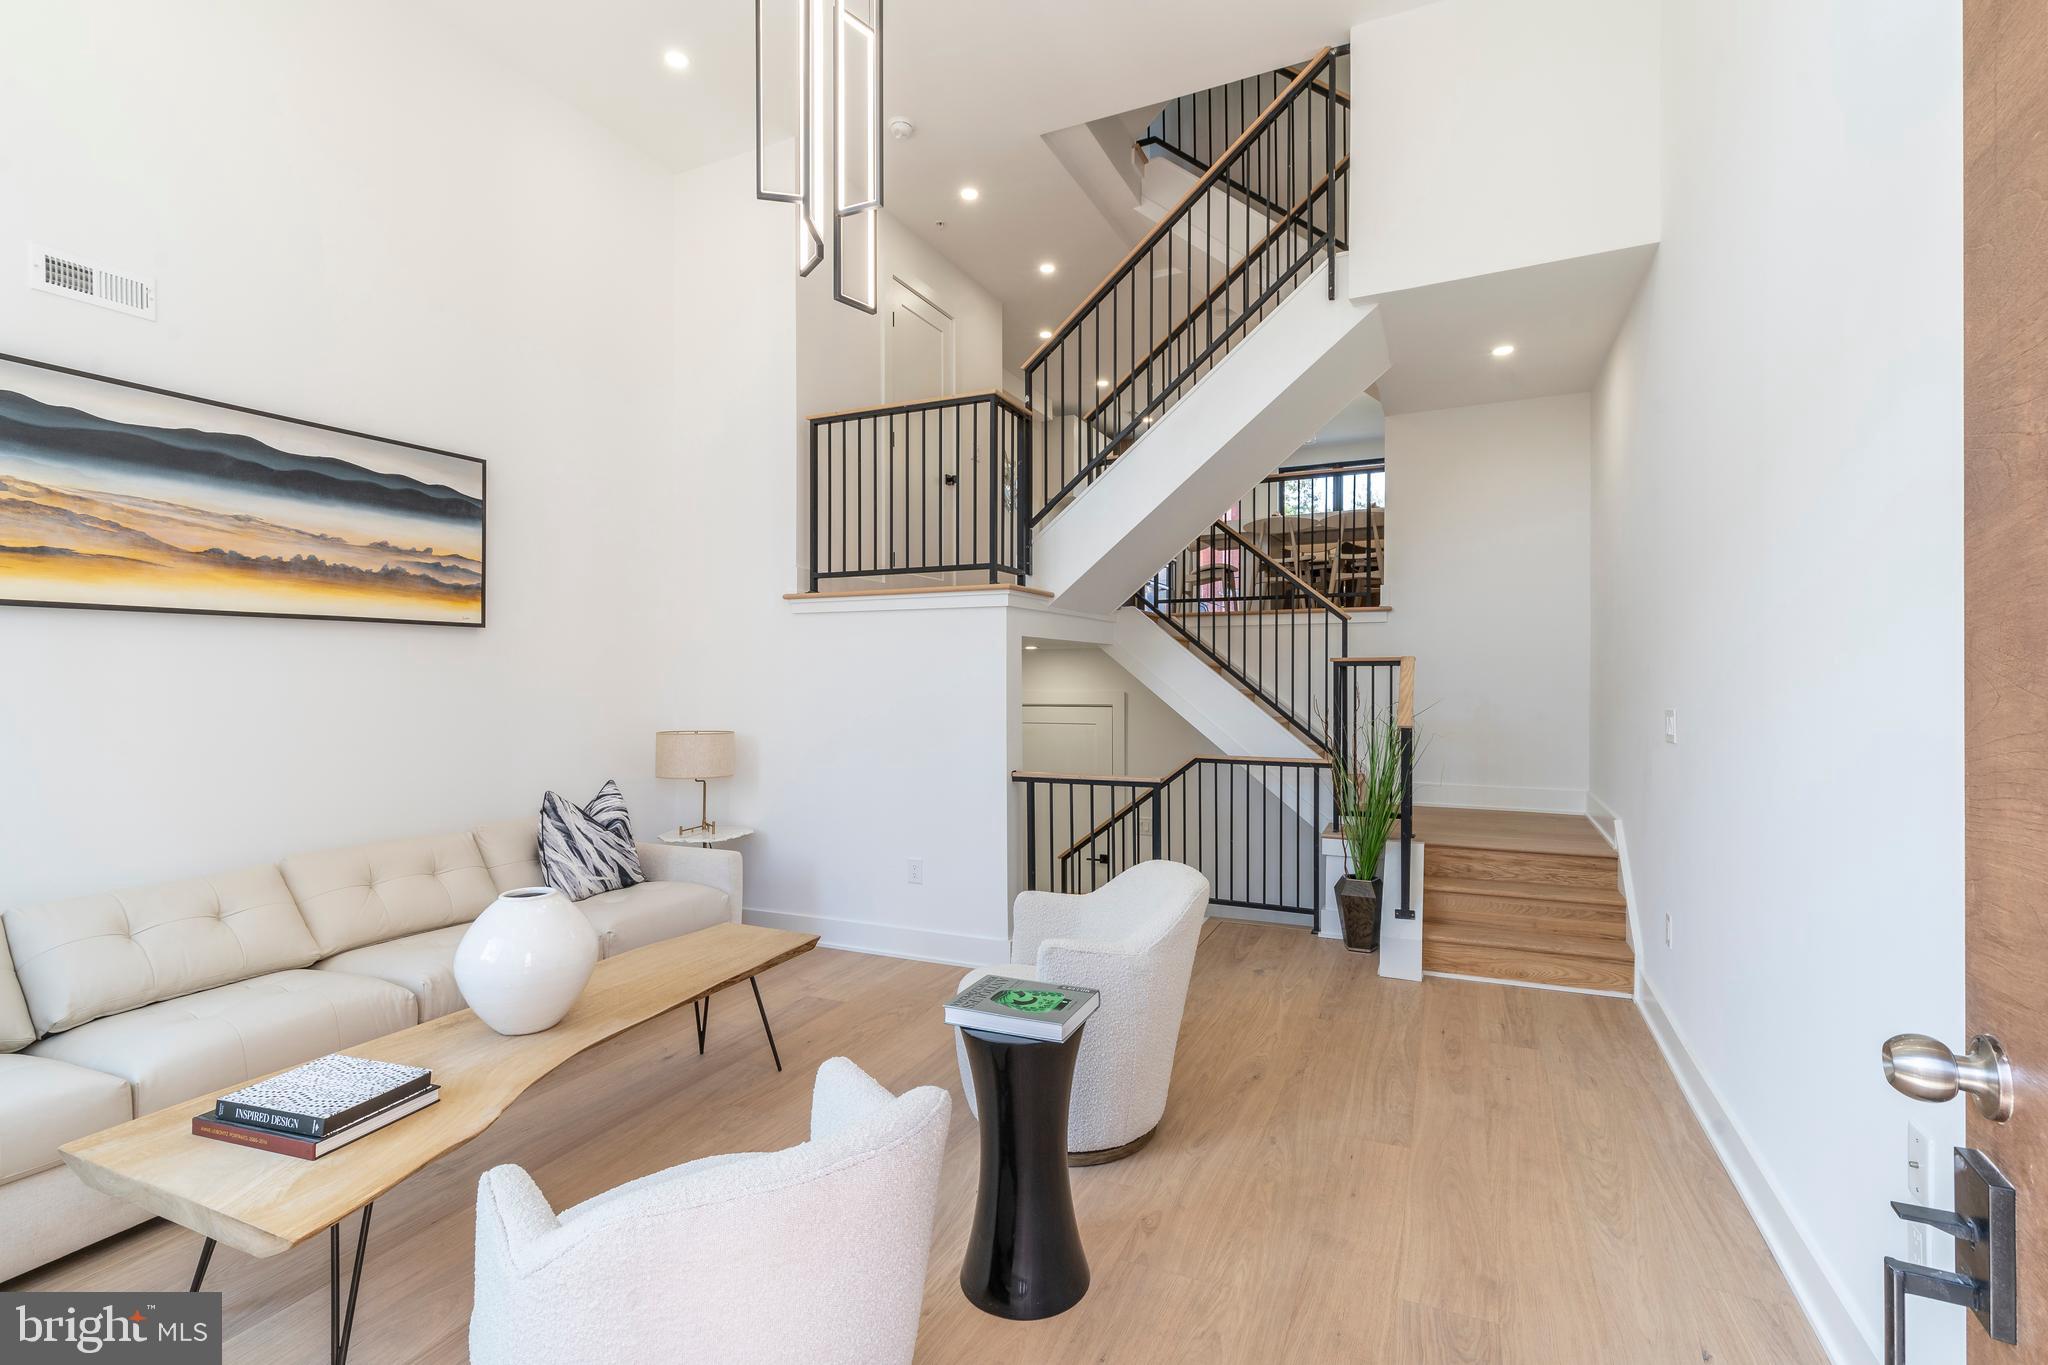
[954,861,1209,1162]
[470,1057,950,1365]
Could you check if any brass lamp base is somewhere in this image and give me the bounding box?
[675,779,717,839]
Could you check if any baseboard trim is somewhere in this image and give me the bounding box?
[1636,974,1876,1365]
[1414,782,1589,814]
[741,907,1006,968]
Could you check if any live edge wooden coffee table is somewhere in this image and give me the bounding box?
[60,922,818,1365]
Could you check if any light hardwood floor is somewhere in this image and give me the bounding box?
[10,920,1824,1363]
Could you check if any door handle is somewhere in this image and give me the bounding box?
[1882,1148,2017,1363]
[1882,1033,2014,1121]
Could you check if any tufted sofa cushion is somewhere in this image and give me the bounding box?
[27,969,418,1117]
[314,924,472,1021]
[0,923,37,1052]
[473,818,545,894]
[3,865,321,1037]
[281,831,498,958]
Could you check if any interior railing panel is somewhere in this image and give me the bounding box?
[1135,520,1352,747]
[1224,458,1383,609]
[808,392,1028,589]
[1022,45,1351,531]
[1013,757,1331,920]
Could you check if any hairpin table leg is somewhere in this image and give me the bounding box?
[189,1237,215,1293]
[330,1202,373,1365]
[750,976,783,1072]
[694,996,709,1054]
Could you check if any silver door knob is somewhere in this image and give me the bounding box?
[1882,1033,2014,1121]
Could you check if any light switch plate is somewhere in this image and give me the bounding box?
[1663,709,1678,744]
[1906,1124,1930,1262]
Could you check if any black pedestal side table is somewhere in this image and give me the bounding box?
[958,1022,1091,1319]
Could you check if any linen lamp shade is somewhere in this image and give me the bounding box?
[656,730,735,781]
[656,730,736,837]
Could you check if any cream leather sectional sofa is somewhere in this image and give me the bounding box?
[0,817,741,1282]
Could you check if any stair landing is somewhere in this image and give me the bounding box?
[1415,807,1634,995]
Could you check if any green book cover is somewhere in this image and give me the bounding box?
[944,975,1100,1040]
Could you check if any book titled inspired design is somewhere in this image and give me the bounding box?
[193,1086,441,1160]
[944,976,1100,1042]
[215,1054,432,1138]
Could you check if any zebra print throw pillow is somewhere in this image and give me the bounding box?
[537,780,645,901]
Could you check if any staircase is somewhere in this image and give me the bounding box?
[795,44,1636,995]
[1412,809,1634,992]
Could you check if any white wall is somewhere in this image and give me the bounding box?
[669,150,1016,966]
[0,0,685,905]
[1378,394,1592,811]
[1348,0,1660,298]
[1590,2,1964,1361]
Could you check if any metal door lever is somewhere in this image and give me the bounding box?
[1884,1257,1980,1365]
[1882,1149,2016,1363]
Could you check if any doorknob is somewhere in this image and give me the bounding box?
[1882,1033,2014,1121]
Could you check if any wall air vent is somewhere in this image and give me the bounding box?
[27,245,155,319]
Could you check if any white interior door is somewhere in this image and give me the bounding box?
[1022,702,1117,774]
[883,281,954,577]
[885,282,951,403]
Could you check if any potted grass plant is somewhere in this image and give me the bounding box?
[1331,713,1404,954]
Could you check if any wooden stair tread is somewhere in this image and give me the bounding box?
[1425,920,1635,964]
[1424,875,1625,908]
[1410,806,1613,858]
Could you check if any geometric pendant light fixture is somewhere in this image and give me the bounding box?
[755,0,883,313]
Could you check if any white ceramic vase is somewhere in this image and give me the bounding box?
[453,886,600,1035]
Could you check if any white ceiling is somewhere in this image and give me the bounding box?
[417,0,1400,368]
[1369,245,1657,414]
[418,2,1644,400]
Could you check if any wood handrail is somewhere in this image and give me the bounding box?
[1276,63,1350,107]
[1021,48,1333,374]
[1206,520,1353,620]
[1080,158,1348,424]
[805,389,1029,425]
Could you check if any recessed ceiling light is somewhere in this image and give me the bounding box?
[1024,644,1039,651]
[1491,343,1516,358]
[959,186,980,202]
[662,49,690,71]
[1038,328,1053,340]
[1038,261,1056,276]
[1096,378,1110,389]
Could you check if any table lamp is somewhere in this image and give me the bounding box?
[656,729,736,837]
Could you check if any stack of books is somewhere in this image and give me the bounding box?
[192,1054,440,1160]
[944,976,1100,1042]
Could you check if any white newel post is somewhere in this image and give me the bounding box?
[1318,832,1424,982]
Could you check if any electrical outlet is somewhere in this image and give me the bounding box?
[907,858,924,886]
[1906,1124,1930,1262]
[1664,912,1673,947]
[1663,709,1678,744]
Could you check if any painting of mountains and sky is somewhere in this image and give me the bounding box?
[0,355,484,625]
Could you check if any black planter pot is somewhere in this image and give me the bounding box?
[1335,875,1381,954]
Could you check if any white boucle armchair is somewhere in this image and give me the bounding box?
[470,1058,950,1365]
[954,861,1209,1162]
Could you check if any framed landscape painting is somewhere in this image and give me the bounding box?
[0,353,484,626]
